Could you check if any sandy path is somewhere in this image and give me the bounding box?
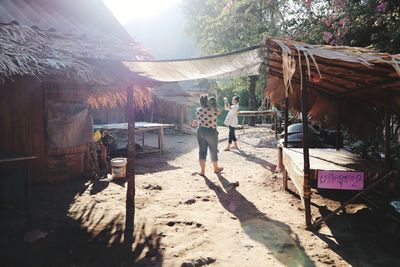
[4,126,399,267]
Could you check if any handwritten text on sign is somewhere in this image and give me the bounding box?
[317,170,364,190]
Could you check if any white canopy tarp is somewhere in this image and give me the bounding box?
[122,46,264,82]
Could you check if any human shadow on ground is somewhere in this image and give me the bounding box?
[314,206,400,267]
[234,149,277,172]
[202,174,315,267]
[0,180,163,267]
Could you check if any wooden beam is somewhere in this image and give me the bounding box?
[301,66,312,227]
[338,78,400,97]
[124,84,136,245]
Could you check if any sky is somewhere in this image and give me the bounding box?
[103,0,182,24]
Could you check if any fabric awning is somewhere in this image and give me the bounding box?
[122,46,264,82]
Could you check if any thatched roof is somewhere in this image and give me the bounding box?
[0,24,150,84]
[264,37,400,138]
[0,0,155,109]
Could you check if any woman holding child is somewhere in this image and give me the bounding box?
[195,95,223,176]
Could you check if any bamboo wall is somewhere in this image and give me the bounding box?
[0,77,47,183]
[44,84,89,183]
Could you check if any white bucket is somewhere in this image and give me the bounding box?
[110,158,127,179]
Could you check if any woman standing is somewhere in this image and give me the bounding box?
[195,95,223,176]
[223,96,240,151]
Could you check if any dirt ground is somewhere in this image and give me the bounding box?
[1,126,400,267]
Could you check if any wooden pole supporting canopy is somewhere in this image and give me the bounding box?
[301,67,312,227]
[336,99,342,150]
[124,84,136,244]
[283,97,289,190]
[284,97,289,148]
[385,93,391,169]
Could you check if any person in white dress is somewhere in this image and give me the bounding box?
[223,96,240,151]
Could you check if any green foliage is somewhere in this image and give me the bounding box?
[181,0,288,54]
[287,0,400,53]
[182,0,400,54]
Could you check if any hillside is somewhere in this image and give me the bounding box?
[124,3,197,60]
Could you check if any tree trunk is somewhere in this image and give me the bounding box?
[248,75,258,126]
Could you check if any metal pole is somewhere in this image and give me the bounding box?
[301,67,312,227]
[385,93,391,169]
[125,84,136,244]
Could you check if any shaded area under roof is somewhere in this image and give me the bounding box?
[122,46,264,82]
[149,83,198,106]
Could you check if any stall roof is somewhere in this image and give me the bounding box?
[265,37,400,138]
[122,46,264,82]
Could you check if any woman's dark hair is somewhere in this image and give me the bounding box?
[200,95,208,108]
[208,96,217,109]
[233,96,240,102]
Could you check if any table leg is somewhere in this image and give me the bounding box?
[283,169,288,190]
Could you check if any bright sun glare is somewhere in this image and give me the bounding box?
[103,0,181,24]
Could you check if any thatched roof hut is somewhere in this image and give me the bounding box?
[0,0,154,183]
[264,37,400,138]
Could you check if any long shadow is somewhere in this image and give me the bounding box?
[202,174,315,267]
[0,179,163,267]
[314,206,400,266]
[134,152,182,174]
[235,149,277,172]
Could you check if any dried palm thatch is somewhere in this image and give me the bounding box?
[264,37,400,138]
[87,86,153,110]
[0,23,154,109]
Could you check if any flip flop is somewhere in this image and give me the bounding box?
[214,167,224,174]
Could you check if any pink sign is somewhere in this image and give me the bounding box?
[317,170,364,190]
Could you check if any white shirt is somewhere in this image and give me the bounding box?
[224,103,239,127]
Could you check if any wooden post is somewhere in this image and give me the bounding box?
[160,127,165,153]
[180,106,184,133]
[124,84,136,244]
[301,67,312,227]
[336,100,342,150]
[26,160,32,228]
[385,94,391,169]
[284,97,289,148]
[283,97,289,190]
[150,105,154,123]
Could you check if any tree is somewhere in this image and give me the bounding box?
[287,0,400,53]
[182,0,289,125]
[182,0,400,128]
